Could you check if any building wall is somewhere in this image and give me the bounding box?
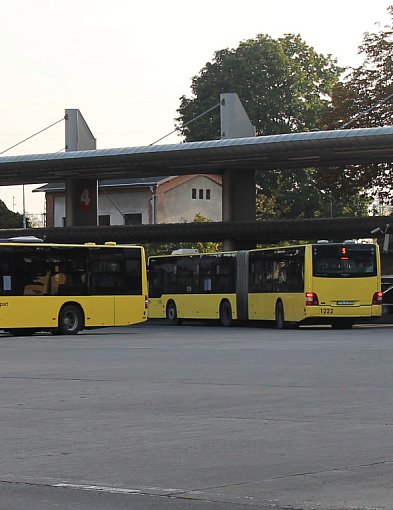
[53,195,65,227]
[156,175,222,223]
[50,189,150,226]
[45,193,56,228]
[45,176,222,226]
[98,190,149,225]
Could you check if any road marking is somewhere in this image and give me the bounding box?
[54,483,144,494]
[53,483,184,496]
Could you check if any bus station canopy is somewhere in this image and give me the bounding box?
[0,127,392,186]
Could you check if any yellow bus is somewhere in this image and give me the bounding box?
[148,242,382,329]
[0,238,148,335]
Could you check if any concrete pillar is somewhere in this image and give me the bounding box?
[65,178,98,227]
[220,93,256,250]
[64,109,97,227]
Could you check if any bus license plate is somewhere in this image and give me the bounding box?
[337,300,354,305]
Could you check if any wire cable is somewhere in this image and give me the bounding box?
[342,91,393,129]
[0,116,66,155]
[149,102,220,145]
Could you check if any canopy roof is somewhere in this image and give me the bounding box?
[0,127,392,186]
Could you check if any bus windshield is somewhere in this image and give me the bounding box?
[312,244,377,278]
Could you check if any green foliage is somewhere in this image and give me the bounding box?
[322,5,393,204]
[257,168,371,219]
[0,199,24,228]
[176,33,342,140]
[326,5,392,130]
[144,213,222,258]
[176,33,370,219]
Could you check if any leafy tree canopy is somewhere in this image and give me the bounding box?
[0,199,24,228]
[325,5,392,130]
[176,33,370,218]
[320,5,393,206]
[177,33,342,140]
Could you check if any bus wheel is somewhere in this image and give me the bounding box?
[331,319,354,329]
[166,301,182,325]
[7,328,36,336]
[275,301,286,329]
[58,305,83,335]
[219,300,233,327]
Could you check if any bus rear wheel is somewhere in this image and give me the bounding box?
[219,300,233,327]
[58,305,83,335]
[166,301,182,325]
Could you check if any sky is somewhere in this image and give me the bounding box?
[0,0,391,217]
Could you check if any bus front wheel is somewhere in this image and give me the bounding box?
[219,300,233,327]
[58,305,83,335]
[166,301,182,325]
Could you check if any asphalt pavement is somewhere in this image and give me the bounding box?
[1,321,393,509]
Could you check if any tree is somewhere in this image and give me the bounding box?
[321,5,393,206]
[326,5,392,130]
[257,170,370,220]
[0,199,25,228]
[176,34,369,218]
[177,34,342,141]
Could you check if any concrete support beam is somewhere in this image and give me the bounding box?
[65,178,98,227]
[220,93,256,250]
[222,169,256,250]
[64,109,97,227]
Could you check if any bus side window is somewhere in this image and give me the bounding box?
[177,257,197,294]
[249,253,266,293]
[24,271,51,295]
[16,248,52,296]
[216,254,236,293]
[90,248,125,295]
[50,270,67,295]
[0,252,14,294]
[123,249,142,295]
[200,255,216,293]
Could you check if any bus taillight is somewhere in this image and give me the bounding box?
[372,291,383,305]
[305,292,319,306]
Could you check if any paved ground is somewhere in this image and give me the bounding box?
[1,321,393,509]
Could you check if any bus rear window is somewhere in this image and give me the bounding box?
[312,244,377,278]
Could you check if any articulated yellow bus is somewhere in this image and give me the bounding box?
[0,238,148,335]
[148,242,382,328]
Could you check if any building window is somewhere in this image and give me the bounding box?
[99,215,110,226]
[206,189,211,200]
[192,188,197,199]
[124,213,142,225]
[199,189,204,199]
[62,217,66,226]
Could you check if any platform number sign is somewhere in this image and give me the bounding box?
[79,183,94,211]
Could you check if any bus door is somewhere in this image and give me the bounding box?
[236,251,249,321]
[114,249,144,326]
[90,249,118,326]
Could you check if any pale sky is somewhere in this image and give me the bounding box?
[0,0,391,216]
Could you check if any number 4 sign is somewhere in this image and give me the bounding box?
[79,183,94,211]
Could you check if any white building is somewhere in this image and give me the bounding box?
[34,174,222,227]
